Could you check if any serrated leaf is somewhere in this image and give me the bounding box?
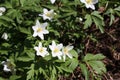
[84,53,105,61]
[20,0,25,7]
[9,75,21,80]
[27,64,34,80]
[84,54,95,61]
[69,58,78,71]
[114,6,120,11]
[88,61,106,75]
[19,27,31,34]
[91,11,105,33]
[17,56,33,62]
[84,14,92,29]
[70,49,78,58]
[0,16,13,22]
[80,63,89,80]
[109,14,115,26]
[93,54,105,60]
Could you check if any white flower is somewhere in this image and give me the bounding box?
[34,42,49,57]
[0,7,6,16]
[1,59,15,72]
[50,0,56,4]
[62,45,73,61]
[80,0,98,10]
[79,17,83,21]
[1,32,8,40]
[32,19,49,40]
[39,8,55,20]
[49,41,63,60]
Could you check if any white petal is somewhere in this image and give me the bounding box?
[42,15,49,20]
[32,26,37,31]
[38,34,44,40]
[67,45,73,51]
[34,46,38,51]
[90,4,95,10]
[36,52,41,56]
[50,0,56,4]
[0,13,3,16]
[80,0,85,3]
[38,14,43,17]
[36,19,41,27]
[52,41,56,47]
[42,22,48,28]
[63,55,66,61]
[52,52,56,57]
[85,3,91,8]
[3,65,11,72]
[58,55,62,60]
[0,7,6,12]
[92,0,98,4]
[57,44,63,49]
[43,30,49,34]
[38,42,42,48]
[43,8,48,13]
[33,32,38,37]
[1,32,8,40]
[67,54,72,59]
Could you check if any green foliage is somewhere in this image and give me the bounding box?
[80,53,106,80]
[1,0,119,79]
[84,11,105,33]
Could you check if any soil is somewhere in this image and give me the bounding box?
[64,17,120,80]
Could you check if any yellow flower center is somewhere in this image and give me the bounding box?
[37,28,42,32]
[39,48,44,53]
[54,48,59,53]
[7,63,13,69]
[86,0,92,4]
[46,12,52,17]
[63,48,68,54]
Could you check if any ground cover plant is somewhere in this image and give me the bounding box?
[0,0,120,80]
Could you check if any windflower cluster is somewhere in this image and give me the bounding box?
[34,41,73,61]
[32,7,74,61]
[32,7,73,61]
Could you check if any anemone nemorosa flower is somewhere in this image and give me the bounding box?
[80,0,98,10]
[34,42,49,57]
[0,7,6,16]
[62,45,73,61]
[32,19,49,40]
[49,41,63,60]
[39,8,55,20]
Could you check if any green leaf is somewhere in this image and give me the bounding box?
[20,0,25,7]
[9,75,21,80]
[114,6,120,12]
[80,63,89,80]
[39,67,49,79]
[17,56,33,62]
[109,14,115,26]
[91,11,105,33]
[84,54,95,61]
[88,61,106,75]
[93,54,105,60]
[84,14,92,29]
[68,58,78,71]
[27,64,34,80]
[70,49,78,58]
[0,16,13,22]
[19,27,31,35]
[84,53,105,61]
